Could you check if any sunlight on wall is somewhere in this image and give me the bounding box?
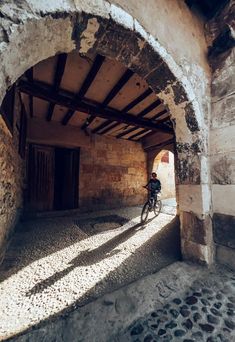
[152,150,176,200]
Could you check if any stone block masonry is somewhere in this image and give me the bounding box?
[0,95,24,263]
[79,134,147,210]
[208,1,235,270]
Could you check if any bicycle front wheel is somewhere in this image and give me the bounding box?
[141,202,149,223]
[154,200,162,216]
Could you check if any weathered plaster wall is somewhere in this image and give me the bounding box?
[0,94,24,263]
[207,1,235,270]
[79,135,147,210]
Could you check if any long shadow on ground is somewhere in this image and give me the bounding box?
[6,215,181,341]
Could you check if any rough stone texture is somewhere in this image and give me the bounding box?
[0,94,24,263]
[79,134,147,210]
[207,1,235,268]
[4,261,235,342]
[0,204,179,340]
[181,212,212,246]
[213,213,235,249]
[211,153,235,185]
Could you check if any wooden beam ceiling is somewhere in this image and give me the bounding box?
[93,88,153,134]
[62,54,105,125]
[85,68,134,131]
[18,79,173,134]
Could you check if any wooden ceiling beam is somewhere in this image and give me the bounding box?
[46,53,67,121]
[151,109,168,121]
[128,128,151,140]
[64,54,105,125]
[25,68,34,118]
[94,88,153,134]
[87,69,134,132]
[102,69,134,107]
[18,80,173,134]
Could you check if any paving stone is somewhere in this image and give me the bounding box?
[216,293,224,300]
[170,310,179,320]
[193,292,202,297]
[227,309,235,316]
[158,329,166,336]
[211,308,222,316]
[174,329,186,337]
[199,323,215,333]
[214,302,222,309]
[173,298,181,305]
[201,298,210,306]
[151,312,158,318]
[202,306,208,313]
[207,337,220,342]
[185,296,198,305]
[150,324,158,330]
[131,323,144,335]
[193,312,202,322]
[224,319,235,329]
[227,302,235,309]
[192,331,204,339]
[207,314,220,324]
[182,318,193,330]
[165,321,177,329]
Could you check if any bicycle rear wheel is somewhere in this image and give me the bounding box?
[141,202,149,223]
[154,200,162,216]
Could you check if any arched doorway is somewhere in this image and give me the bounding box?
[0,1,212,271]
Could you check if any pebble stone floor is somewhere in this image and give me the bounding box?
[0,201,179,340]
[115,267,235,342]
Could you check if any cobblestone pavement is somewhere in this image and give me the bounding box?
[114,266,235,342]
[0,203,179,340]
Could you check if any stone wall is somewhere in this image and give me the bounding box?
[75,135,146,210]
[0,94,24,263]
[207,1,235,269]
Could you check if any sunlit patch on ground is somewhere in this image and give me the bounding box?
[0,202,179,339]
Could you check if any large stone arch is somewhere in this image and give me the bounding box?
[0,0,212,264]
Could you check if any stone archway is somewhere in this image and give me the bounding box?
[0,0,212,264]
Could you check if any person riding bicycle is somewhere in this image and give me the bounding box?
[144,172,161,206]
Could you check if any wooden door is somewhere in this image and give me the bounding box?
[27,144,55,211]
[54,148,79,210]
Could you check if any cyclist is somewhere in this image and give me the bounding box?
[144,172,161,208]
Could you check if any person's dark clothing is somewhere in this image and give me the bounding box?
[146,178,161,204]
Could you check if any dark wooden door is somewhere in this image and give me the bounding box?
[54,148,79,210]
[28,144,55,211]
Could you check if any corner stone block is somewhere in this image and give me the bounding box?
[181,211,212,245]
[181,238,213,265]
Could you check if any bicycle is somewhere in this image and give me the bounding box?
[141,188,162,223]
